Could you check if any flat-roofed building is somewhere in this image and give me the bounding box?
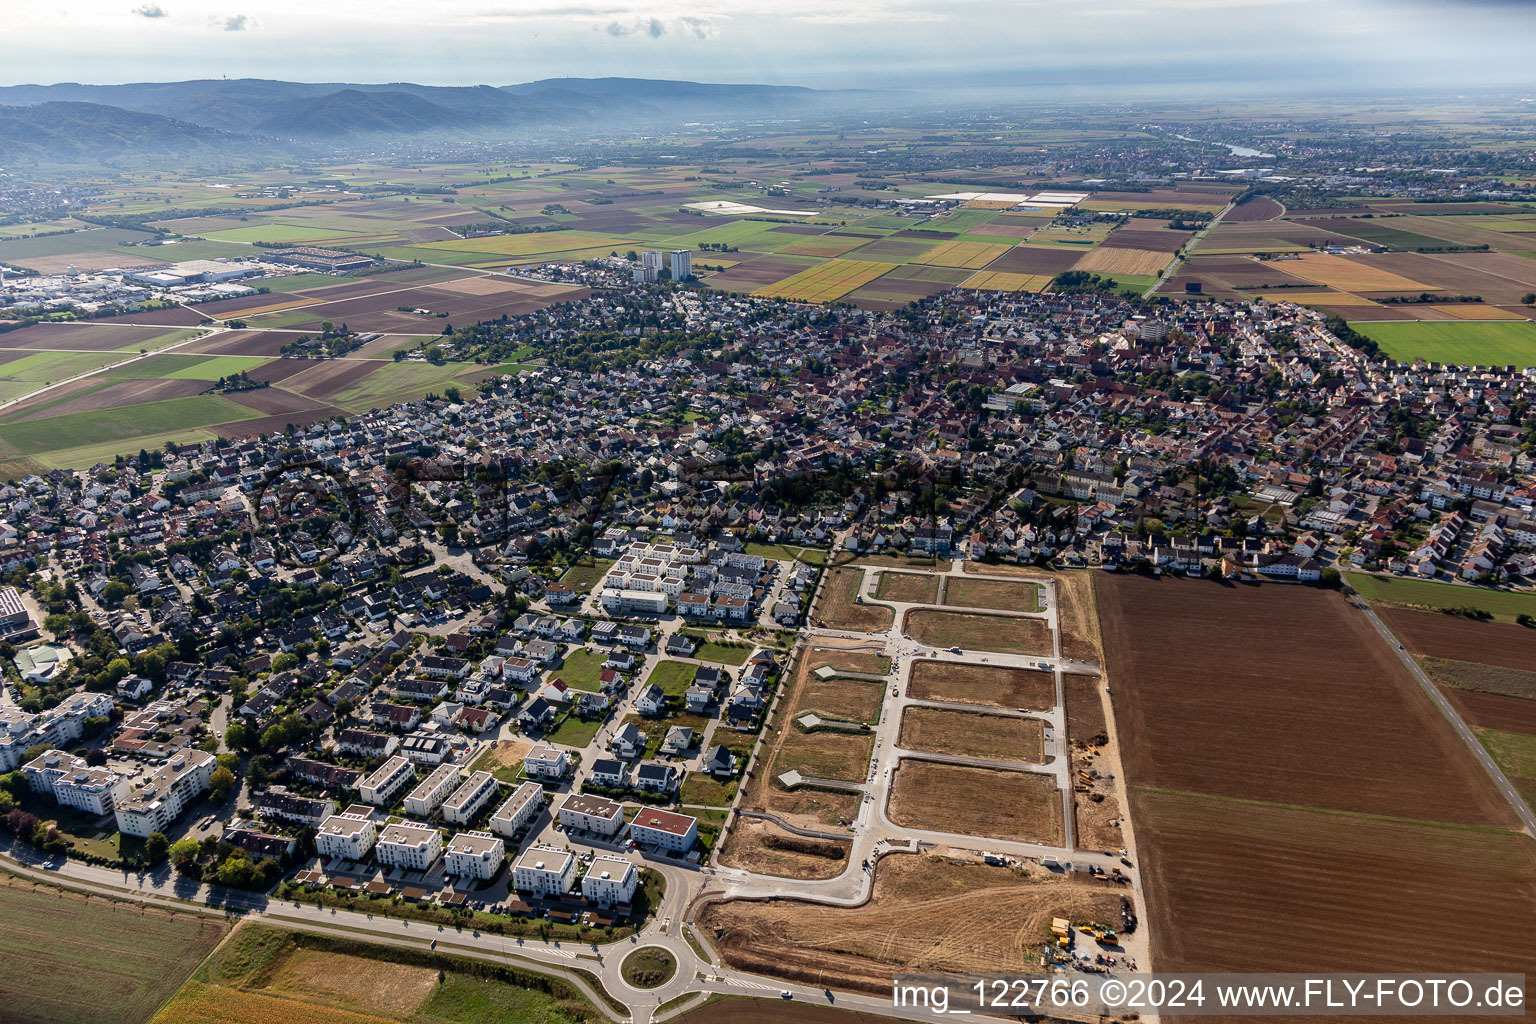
[629,808,697,853]
[513,844,575,897]
[114,749,215,838]
[23,750,122,815]
[375,822,443,870]
[445,830,504,880]
[316,812,377,861]
[489,781,543,838]
[522,743,569,780]
[557,793,624,836]
[581,855,638,906]
[403,763,460,818]
[442,770,498,826]
[358,755,415,806]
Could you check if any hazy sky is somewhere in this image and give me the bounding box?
[3,0,1535,91]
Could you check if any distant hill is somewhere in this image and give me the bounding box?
[0,101,251,162]
[0,77,831,153]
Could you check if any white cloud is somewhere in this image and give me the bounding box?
[131,4,169,18]
[218,13,253,31]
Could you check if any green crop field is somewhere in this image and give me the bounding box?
[1349,320,1536,367]
[0,878,225,1024]
[159,355,272,380]
[1346,572,1536,621]
[0,393,253,459]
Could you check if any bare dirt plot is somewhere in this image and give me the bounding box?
[716,817,850,880]
[907,660,1054,710]
[1064,674,1107,747]
[873,571,939,604]
[802,676,884,724]
[278,359,378,402]
[902,609,1052,656]
[91,306,209,327]
[888,760,1063,844]
[702,258,807,291]
[428,274,528,296]
[1224,195,1285,222]
[1132,789,1536,979]
[812,567,892,632]
[984,245,1083,276]
[0,323,167,351]
[246,358,323,384]
[1377,607,1536,674]
[1103,227,1192,252]
[804,647,891,677]
[778,728,874,783]
[700,855,1118,993]
[225,387,335,416]
[942,576,1039,613]
[1072,247,1173,277]
[179,330,293,356]
[674,996,890,1024]
[1358,252,1536,304]
[899,706,1043,763]
[1095,575,1519,829]
[1439,687,1536,735]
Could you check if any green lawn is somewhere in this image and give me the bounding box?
[646,659,697,697]
[546,712,601,748]
[1349,320,1536,368]
[680,634,752,666]
[559,558,615,594]
[744,542,827,565]
[258,273,346,292]
[1346,572,1536,622]
[680,772,739,806]
[557,648,608,691]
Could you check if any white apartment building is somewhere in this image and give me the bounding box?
[114,750,216,838]
[358,755,415,806]
[581,855,638,906]
[669,249,692,280]
[522,744,569,780]
[315,812,378,861]
[489,781,544,838]
[628,808,698,853]
[375,822,443,870]
[599,588,668,615]
[23,750,121,816]
[0,691,114,771]
[444,831,504,880]
[403,763,460,818]
[513,844,575,897]
[441,770,498,826]
[557,793,624,836]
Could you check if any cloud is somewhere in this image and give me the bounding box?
[131,3,168,17]
[218,13,252,30]
[603,15,716,38]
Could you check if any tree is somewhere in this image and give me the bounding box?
[145,830,169,862]
[1523,293,1536,306]
[1318,567,1342,589]
[169,838,201,874]
[209,766,236,803]
[101,581,130,605]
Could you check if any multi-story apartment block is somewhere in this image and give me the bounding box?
[22,750,121,815]
[512,844,575,897]
[315,812,378,861]
[489,781,543,838]
[628,808,697,853]
[444,830,504,880]
[375,822,443,870]
[581,855,638,906]
[358,755,415,806]
[403,763,460,818]
[557,793,624,836]
[114,750,216,837]
[442,770,498,826]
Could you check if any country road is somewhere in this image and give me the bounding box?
[1353,593,1536,835]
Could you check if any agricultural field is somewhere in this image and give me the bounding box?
[699,855,1119,993]
[911,240,1011,269]
[1071,246,1173,277]
[811,567,892,632]
[1348,319,1536,367]
[1097,574,1535,979]
[802,673,885,724]
[906,660,1055,710]
[0,877,225,1024]
[872,571,939,604]
[753,260,891,303]
[155,922,601,1024]
[887,759,1063,844]
[960,270,1053,292]
[901,609,1052,655]
[898,706,1044,763]
[1346,571,1536,622]
[941,576,1040,613]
